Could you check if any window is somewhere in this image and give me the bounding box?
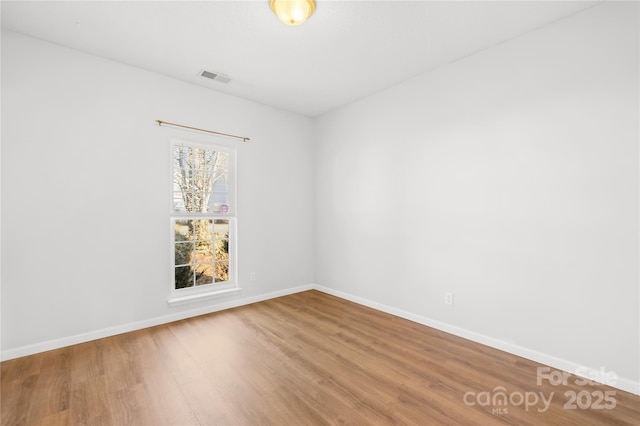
[170,140,237,301]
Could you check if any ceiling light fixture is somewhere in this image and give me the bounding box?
[270,0,316,26]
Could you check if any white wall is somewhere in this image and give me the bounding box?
[315,2,639,386]
[1,31,315,355]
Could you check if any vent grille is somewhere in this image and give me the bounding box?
[200,70,231,84]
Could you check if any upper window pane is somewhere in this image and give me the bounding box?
[172,143,233,214]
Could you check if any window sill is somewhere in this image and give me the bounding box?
[168,287,241,306]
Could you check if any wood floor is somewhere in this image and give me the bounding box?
[2,290,638,425]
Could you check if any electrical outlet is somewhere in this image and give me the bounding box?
[250,272,256,282]
[445,292,454,306]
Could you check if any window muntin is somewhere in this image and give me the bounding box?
[171,140,235,293]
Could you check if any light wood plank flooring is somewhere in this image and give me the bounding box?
[2,290,639,425]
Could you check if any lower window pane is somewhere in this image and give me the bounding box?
[215,261,229,282]
[175,265,194,289]
[214,239,229,261]
[175,241,194,265]
[194,240,213,263]
[195,263,214,286]
[193,219,214,239]
[214,219,229,232]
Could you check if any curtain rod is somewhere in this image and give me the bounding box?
[156,120,250,142]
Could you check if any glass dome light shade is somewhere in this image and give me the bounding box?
[270,0,316,26]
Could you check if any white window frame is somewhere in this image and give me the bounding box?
[168,139,239,305]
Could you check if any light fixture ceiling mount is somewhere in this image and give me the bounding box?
[270,0,316,26]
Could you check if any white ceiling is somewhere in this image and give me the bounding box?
[2,0,602,117]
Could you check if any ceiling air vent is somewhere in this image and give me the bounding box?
[200,70,231,84]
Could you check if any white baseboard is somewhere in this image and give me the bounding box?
[2,282,638,397]
[313,284,640,396]
[0,284,313,362]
